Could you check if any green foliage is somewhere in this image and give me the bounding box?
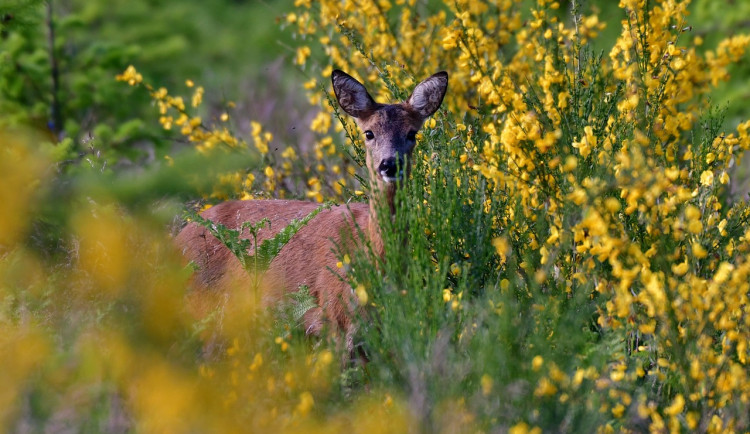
[690,0,750,123]
[188,202,333,275]
[0,0,154,164]
[286,285,318,325]
[0,0,296,169]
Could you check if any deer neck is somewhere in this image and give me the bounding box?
[367,182,397,258]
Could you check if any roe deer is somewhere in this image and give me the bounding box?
[176,69,448,353]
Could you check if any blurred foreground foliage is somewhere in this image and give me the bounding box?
[2,0,750,432]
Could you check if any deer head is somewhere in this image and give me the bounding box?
[331,70,448,197]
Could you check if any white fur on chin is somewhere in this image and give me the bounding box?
[380,174,403,184]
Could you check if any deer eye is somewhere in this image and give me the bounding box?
[406,131,417,141]
[365,130,375,140]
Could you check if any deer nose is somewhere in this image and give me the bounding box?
[378,158,399,179]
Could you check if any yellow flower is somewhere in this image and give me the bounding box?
[355,284,368,306]
[295,391,314,416]
[572,126,596,158]
[691,243,707,259]
[719,171,729,184]
[295,46,311,66]
[532,355,543,371]
[664,394,685,416]
[534,377,557,397]
[450,262,461,276]
[508,422,530,434]
[638,321,656,334]
[713,262,734,284]
[491,236,510,263]
[671,260,688,276]
[608,370,626,384]
[480,374,493,396]
[191,86,204,108]
[310,111,331,134]
[115,65,142,85]
[442,288,452,303]
[604,197,621,213]
[249,353,263,372]
[567,188,586,205]
[441,29,460,50]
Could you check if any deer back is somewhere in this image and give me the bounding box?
[176,200,371,333]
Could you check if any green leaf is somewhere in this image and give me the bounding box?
[253,202,333,272]
[188,201,333,276]
[288,285,318,324]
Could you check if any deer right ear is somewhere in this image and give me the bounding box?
[407,71,448,119]
[332,70,377,119]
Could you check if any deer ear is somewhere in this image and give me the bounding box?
[332,70,377,119]
[406,71,448,119]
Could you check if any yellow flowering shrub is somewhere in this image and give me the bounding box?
[284,0,750,431]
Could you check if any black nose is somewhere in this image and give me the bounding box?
[378,158,398,178]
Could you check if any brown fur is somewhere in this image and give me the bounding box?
[176,200,371,340]
[175,70,448,352]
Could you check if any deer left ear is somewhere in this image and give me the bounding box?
[332,70,378,119]
[406,71,448,119]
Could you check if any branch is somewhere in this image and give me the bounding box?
[46,1,62,140]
